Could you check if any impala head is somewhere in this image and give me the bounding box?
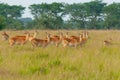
[2,31,9,41]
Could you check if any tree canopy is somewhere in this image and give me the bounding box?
[0,0,120,30]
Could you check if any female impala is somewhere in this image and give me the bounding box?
[63,32,83,46]
[30,33,50,48]
[104,38,112,46]
[46,32,62,47]
[9,32,30,46]
[2,31,9,41]
[69,33,83,45]
[60,32,79,48]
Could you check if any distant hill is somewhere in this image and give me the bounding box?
[19,17,32,23]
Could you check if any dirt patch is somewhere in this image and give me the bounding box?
[0,68,20,78]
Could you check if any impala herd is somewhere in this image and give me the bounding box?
[1,30,112,48]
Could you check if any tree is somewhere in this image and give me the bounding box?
[64,3,87,29]
[103,3,120,29]
[0,3,9,18]
[29,3,50,20]
[0,3,25,29]
[29,3,64,29]
[0,16,6,29]
[7,5,25,19]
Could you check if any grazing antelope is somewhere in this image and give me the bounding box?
[9,32,30,46]
[2,31,9,41]
[30,33,50,48]
[104,38,112,46]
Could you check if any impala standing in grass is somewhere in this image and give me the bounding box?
[2,31,9,41]
[9,32,30,46]
[30,32,51,48]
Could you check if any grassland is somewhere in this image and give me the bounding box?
[0,30,120,80]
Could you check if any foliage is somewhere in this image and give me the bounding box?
[0,1,120,30]
[0,2,25,30]
[29,2,64,29]
[0,16,6,29]
[103,3,120,29]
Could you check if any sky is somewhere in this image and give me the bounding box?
[0,0,120,18]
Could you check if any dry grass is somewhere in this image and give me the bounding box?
[0,30,120,80]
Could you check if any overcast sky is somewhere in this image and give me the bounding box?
[1,0,120,18]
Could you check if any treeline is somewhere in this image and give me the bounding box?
[0,0,120,30]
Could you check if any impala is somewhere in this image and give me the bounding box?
[46,32,63,47]
[104,38,112,46]
[9,32,30,46]
[30,33,50,48]
[2,31,9,41]
[70,33,83,46]
[60,32,78,48]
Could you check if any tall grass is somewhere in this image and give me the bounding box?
[0,30,120,80]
